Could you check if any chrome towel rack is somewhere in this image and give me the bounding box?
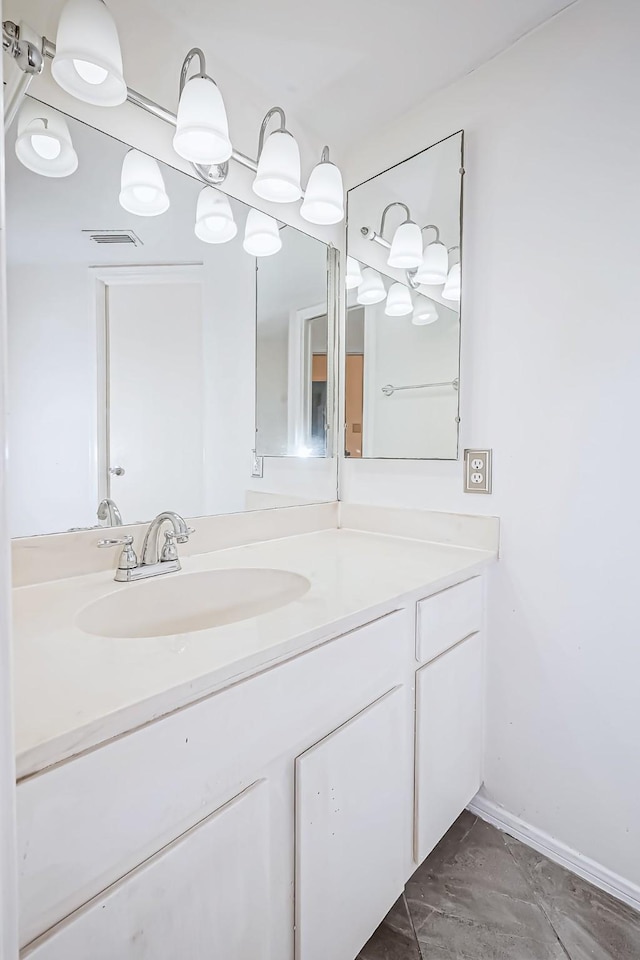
[381,378,459,397]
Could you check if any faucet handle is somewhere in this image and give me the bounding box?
[97,536,134,548]
[97,536,138,571]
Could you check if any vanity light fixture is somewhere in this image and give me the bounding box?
[345,257,363,290]
[357,268,386,305]
[412,296,439,325]
[385,281,414,317]
[361,202,423,270]
[119,149,170,216]
[194,187,237,243]
[300,146,344,225]
[173,48,232,166]
[253,107,302,203]
[414,225,449,285]
[51,0,126,106]
[243,208,282,256]
[15,100,78,177]
[442,247,461,301]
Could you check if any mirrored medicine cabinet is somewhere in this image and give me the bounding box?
[4,97,338,538]
[344,131,464,460]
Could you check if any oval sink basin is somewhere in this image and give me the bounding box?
[76,568,311,639]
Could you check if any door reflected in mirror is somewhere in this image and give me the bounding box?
[345,131,463,460]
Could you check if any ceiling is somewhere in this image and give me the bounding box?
[141,0,578,154]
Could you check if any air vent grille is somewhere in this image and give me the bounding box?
[82,229,143,247]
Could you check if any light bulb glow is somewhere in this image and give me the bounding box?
[119,150,170,217]
[357,268,386,305]
[412,297,439,325]
[300,160,344,225]
[243,209,282,257]
[253,130,302,203]
[385,282,413,317]
[73,58,108,84]
[195,187,237,244]
[442,262,461,302]
[31,134,62,160]
[173,76,232,165]
[15,102,78,178]
[52,0,127,106]
[414,241,449,285]
[388,220,423,269]
[345,257,363,290]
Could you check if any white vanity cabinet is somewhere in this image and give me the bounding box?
[295,686,412,960]
[17,573,488,960]
[23,781,271,960]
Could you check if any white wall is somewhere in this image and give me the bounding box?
[0,1,19,953]
[342,0,640,890]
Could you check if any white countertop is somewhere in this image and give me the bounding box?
[14,528,495,779]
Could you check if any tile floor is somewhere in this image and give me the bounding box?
[358,812,640,960]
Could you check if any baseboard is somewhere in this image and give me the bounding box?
[467,794,640,913]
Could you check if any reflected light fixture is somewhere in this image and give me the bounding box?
[173,48,232,166]
[412,296,439,326]
[243,209,282,257]
[345,257,363,290]
[300,146,344,225]
[442,249,461,301]
[357,268,386,305]
[385,282,413,316]
[253,107,302,203]
[388,221,423,269]
[194,187,237,243]
[414,225,449,285]
[119,149,170,216]
[15,100,78,177]
[51,0,126,106]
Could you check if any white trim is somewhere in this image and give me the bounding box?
[468,793,640,913]
[287,301,327,454]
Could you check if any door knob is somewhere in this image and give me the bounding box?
[109,466,125,477]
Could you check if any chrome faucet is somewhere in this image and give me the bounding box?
[97,498,123,526]
[98,511,194,583]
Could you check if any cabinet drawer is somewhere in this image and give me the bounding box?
[416,576,483,663]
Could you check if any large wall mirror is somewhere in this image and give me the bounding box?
[345,132,463,460]
[5,98,337,538]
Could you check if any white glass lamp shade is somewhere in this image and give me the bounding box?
[194,187,237,244]
[15,101,78,177]
[412,297,439,326]
[442,262,462,301]
[388,220,423,269]
[51,0,126,106]
[253,131,302,203]
[414,241,449,285]
[345,257,363,290]
[173,77,232,165]
[243,209,282,256]
[300,160,344,224]
[385,282,413,316]
[356,268,386,305]
[119,150,169,217]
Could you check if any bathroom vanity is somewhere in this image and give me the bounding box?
[13,510,496,960]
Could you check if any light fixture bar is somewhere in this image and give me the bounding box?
[8,22,263,180]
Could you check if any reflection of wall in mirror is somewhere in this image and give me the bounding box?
[361,302,459,460]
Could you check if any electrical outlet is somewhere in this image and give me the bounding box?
[251,449,263,479]
[464,449,492,494]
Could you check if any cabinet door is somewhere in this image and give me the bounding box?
[415,632,483,864]
[295,686,410,960]
[23,781,270,960]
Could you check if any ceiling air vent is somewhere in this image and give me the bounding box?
[82,229,144,247]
